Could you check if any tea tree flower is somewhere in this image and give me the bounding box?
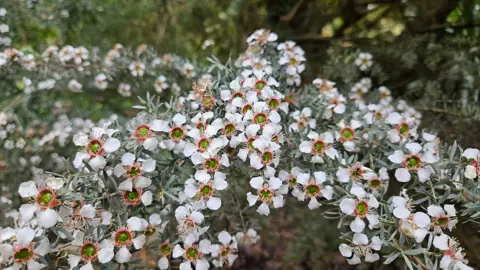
[72,127,120,169]
[94,73,108,90]
[433,235,472,270]
[340,187,379,232]
[427,204,457,232]
[299,131,338,163]
[172,239,211,270]
[154,75,169,93]
[246,168,284,215]
[298,171,334,210]
[175,205,209,240]
[355,52,373,71]
[289,107,316,132]
[128,61,145,77]
[339,233,381,264]
[2,228,49,270]
[210,231,238,267]
[114,152,155,191]
[184,171,227,210]
[462,148,479,179]
[18,181,60,228]
[388,142,437,182]
[152,113,189,152]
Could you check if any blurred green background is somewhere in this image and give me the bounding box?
[3,0,480,269]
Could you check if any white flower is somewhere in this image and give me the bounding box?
[299,131,338,163]
[128,61,145,77]
[18,181,60,228]
[388,142,437,182]
[432,235,473,270]
[339,187,379,232]
[289,107,316,132]
[68,79,83,92]
[355,52,373,71]
[211,231,238,267]
[2,228,49,269]
[246,167,284,216]
[175,205,209,240]
[95,73,108,89]
[235,228,260,244]
[427,204,457,232]
[154,75,169,93]
[118,83,132,97]
[72,127,120,169]
[114,152,155,191]
[462,148,479,179]
[339,233,381,265]
[172,239,212,270]
[152,113,189,152]
[184,171,227,211]
[295,171,333,210]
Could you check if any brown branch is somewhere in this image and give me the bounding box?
[279,0,305,23]
[416,22,480,33]
[413,106,465,117]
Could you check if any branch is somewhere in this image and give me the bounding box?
[279,0,305,23]
[416,22,480,33]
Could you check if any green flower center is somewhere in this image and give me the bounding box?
[435,217,449,226]
[144,226,157,236]
[355,201,368,216]
[285,94,294,103]
[247,139,255,150]
[224,124,236,136]
[136,126,150,138]
[289,58,297,65]
[288,178,297,186]
[242,104,252,114]
[125,190,139,201]
[171,127,184,140]
[313,140,325,154]
[351,168,362,178]
[198,139,210,151]
[254,113,267,124]
[81,243,97,259]
[160,243,172,255]
[268,99,279,109]
[233,92,243,99]
[399,123,409,135]
[88,140,103,155]
[205,158,219,171]
[38,189,54,207]
[341,128,354,139]
[305,184,320,196]
[196,123,206,133]
[406,156,421,169]
[186,247,199,260]
[200,185,213,197]
[127,166,141,177]
[369,179,381,189]
[255,81,266,90]
[14,248,33,261]
[202,96,214,107]
[115,231,131,243]
[221,247,231,257]
[259,189,273,201]
[261,152,273,163]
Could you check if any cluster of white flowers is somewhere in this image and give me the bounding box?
[1,43,198,102]
[1,30,479,270]
[0,7,11,47]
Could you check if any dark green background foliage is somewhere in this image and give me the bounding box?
[2,0,480,269]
